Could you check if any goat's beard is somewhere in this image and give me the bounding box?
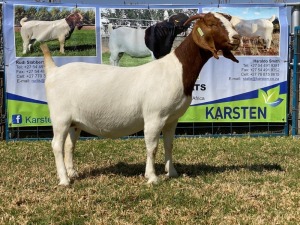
[222,49,239,63]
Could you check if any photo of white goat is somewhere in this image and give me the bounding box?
[107,24,152,66]
[107,13,191,66]
[205,7,279,56]
[230,15,276,49]
[20,12,83,54]
[41,12,240,186]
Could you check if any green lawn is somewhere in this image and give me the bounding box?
[1,137,300,224]
[102,52,152,67]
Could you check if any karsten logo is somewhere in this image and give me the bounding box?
[12,114,22,124]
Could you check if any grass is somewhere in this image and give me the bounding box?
[15,29,96,57]
[1,136,300,224]
[101,52,152,67]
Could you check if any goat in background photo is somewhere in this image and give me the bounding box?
[108,13,191,66]
[20,12,83,54]
[230,15,276,50]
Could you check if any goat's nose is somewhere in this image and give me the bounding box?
[233,34,241,42]
[232,34,241,40]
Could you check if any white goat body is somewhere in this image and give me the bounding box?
[46,59,188,138]
[41,12,241,186]
[230,15,275,49]
[20,12,83,54]
[108,25,152,66]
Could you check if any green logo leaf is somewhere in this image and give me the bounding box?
[258,86,283,107]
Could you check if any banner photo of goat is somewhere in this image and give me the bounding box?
[100,8,198,67]
[14,5,96,57]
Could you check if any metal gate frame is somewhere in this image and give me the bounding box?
[0,3,5,140]
[292,26,300,136]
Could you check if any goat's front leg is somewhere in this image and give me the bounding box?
[162,120,179,178]
[52,126,70,186]
[144,121,162,184]
[64,127,81,179]
[59,38,65,54]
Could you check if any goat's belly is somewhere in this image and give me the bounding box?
[73,115,144,139]
[127,49,151,57]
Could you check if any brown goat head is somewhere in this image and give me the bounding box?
[66,12,83,30]
[184,13,240,63]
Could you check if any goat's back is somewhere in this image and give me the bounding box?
[20,19,69,40]
[232,16,274,38]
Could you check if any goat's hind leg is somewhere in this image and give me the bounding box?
[64,127,81,179]
[162,120,179,178]
[109,52,123,66]
[51,124,71,186]
[22,40,30,54]
[144,120,163,184]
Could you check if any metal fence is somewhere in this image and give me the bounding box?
[292,26,300,136]
[0,4,5,140]
[7,121,289,140]
[2,4,300,140]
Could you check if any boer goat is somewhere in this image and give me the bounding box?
[108,13,191,66]
[20,12,83,54]
[145,13,191,59]
[230,15,275,49]
[41,12,240,186]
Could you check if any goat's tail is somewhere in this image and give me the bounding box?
[108,23,113,34]
[20,17,28,26]
[40,43,57,76]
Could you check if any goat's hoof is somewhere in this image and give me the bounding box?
[166,170,179,178]
[67,169,79,179]
[58,179,70,186]
[147,176,159,184]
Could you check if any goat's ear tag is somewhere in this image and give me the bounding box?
[197,27,204,36]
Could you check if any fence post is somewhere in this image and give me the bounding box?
[292,26,300,136]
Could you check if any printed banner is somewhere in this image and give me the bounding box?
[3,2,288,127]
[180,5,288,122]
[4,2,99,127]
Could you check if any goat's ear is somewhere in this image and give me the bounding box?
[191,19,219,59]
[217,12,232,22]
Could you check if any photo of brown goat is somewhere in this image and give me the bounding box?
[14,5,96,57]
[20,12,83,54]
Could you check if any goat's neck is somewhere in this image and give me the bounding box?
[175,34,212,96]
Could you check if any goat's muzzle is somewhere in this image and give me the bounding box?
[230,34,241,50]
[77,22,83,30]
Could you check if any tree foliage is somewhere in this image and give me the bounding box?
[14,5,196,27]
[14,6,95,26]
[101,8,198,27]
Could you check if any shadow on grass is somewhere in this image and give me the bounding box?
[78,162,284,180]
[64,44,96,52]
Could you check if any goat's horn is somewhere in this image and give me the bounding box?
[183,13,205,26]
